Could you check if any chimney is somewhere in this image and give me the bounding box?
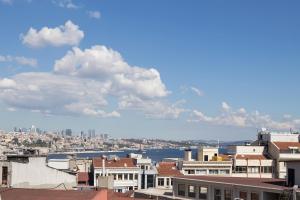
[184,149,192,161]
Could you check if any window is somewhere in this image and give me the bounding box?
[220,169,230,174]
[209,170,218,174]
[199,186,208,199]
[204,155,209,161]
[187,170,195,174]
[118,174,122,180]
[166,178,170,186]
[158,178,164,186]
[135,174,138,180]
[261,166,272,173]
[2,166,8,185]
[178,184,185,196]
[188,185,196,198]
[170,178,173,186]
[113,174,117,180]
[248,167,259,173]
[124,174,128,180]
[251,192,259,200]
[196,169,207,175]
[224,189,232,200]
[129,174,133,180]
[235,166,247,173]
[240,191,247,200]
[214,189,221,200]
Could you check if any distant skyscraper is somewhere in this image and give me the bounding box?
[65,129,72,136]
[103,134,108,140]
[88,129,96,138]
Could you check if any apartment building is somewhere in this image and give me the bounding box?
[128,153,157,189]
[155,162,181,189]
[230,145,274,178]
[172,175,299,200]
[178,148,232,176]
[92,157,141,192]
[256,130,300,178]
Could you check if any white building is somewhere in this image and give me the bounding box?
[128,153,157,189]
[93,157,141,192]
[155,162,181,189]
[257,130,300,178]
[230,145,274,178]
[178,148,232,176]
[7,156,76,189]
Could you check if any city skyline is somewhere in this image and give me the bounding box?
[1,0,300,140]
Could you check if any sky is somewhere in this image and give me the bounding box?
[0,0,300,140]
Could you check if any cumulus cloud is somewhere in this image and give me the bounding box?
[21,20,84,48]
[189,102,300,130]
[54,45,169,98]
[87,11,101,19]
[118,95,185,119]
[0,55,37,67]
[52,0,78,9]
[190,86,204,97]
[0,45,182,119]
[0,78,17,89]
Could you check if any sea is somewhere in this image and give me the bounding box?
[48,148,228,163]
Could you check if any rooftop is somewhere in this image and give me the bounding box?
[93,158,137,168]
[273,142,300,150]
[175,176,288,191]
[235,154,267,160]
[0,188,143,200]
[156,162,181,176]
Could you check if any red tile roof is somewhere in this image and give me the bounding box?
[0,188,145,200]
[0,188,99,200]
[174,176,288,191]
[93,158,137,168]
[157,162,182,176]
[273,142,300,150]
[77,172,89,183]
[236,154,267,160]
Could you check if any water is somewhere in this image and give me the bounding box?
[48,148,228,163]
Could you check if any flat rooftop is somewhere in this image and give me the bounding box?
[175,176,289,191]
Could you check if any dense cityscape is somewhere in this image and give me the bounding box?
[1,0,300,200]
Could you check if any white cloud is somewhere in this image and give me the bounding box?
[0,55,37,67]
[221,101,231,111]
[118,95,185,119]
[190,86,204,97]
[21,20,84,48]
[87,11,101,19]
[189,102,300,130]
[52,0,78,9]
[0,78,17,89]
[0,45,182,119]
[54,45,169,98]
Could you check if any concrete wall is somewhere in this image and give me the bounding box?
[11,157,76,189]
[235,146,265,155]
[47,159,70,170]
[197,148,218,161]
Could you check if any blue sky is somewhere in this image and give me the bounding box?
[0,0,300,140]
